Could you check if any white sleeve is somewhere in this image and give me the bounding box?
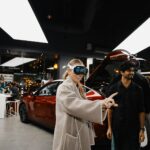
[57,85,107,124]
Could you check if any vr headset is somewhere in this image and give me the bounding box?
[68,64,88,75]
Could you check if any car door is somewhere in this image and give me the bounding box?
[33,81,61,129]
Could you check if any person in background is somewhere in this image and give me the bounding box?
[106,60,145,150]
[52,58,118,150]
[6,82,19,115]
[0,75,4,81]
[0,81,4,93]
[9,82,19,100]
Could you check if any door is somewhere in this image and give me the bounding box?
[33,81,61,128]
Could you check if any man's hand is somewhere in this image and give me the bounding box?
[107,128,112,140]
[139,130,145,143]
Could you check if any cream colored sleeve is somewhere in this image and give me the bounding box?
[57,85,107,124]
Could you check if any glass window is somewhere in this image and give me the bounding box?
[39,82,59,96]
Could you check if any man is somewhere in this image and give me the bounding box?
[134,72,150,149]
[106,60,145,150]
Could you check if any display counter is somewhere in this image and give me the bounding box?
[0,94,11,118]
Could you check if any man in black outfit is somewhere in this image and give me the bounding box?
[106,60,145,150]
[134,73,150,150]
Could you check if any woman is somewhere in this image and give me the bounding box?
[52,59,118,150]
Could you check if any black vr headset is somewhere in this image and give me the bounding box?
[68,64,88,75]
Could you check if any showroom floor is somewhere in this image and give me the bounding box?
[0,115,149,150]
[0,116,53,150]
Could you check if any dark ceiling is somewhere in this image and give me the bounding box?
[28,0,150,54]
[0,0,150,69]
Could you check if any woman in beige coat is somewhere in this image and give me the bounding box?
[52,59,118,150]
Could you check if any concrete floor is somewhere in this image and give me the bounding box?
[0,115,149,150]
[0,116,110,150]
[0,116,53,150]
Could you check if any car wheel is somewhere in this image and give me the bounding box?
[19,103,29,123]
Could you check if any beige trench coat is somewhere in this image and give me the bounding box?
[52,76,107,150]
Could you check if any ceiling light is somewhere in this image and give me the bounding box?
[0,0,48,43]
[47,67,54,70]
[47,15,52,20]
[114,17,150,54]
[0,57,36,67]
[53,63,58,69]
[62,65,66,69]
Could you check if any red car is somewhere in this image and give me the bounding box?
[19,80,106,140]
[19,50,141,145]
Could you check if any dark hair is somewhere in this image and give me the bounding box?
[119,60,138,72]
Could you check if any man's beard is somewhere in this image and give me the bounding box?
[125,74,134,80]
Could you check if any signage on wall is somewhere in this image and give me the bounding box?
[0,74,14,82]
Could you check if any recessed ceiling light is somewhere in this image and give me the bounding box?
[47,15,52,20]
[0,0,48,43]
[47,67,54,70]
[0,57,36,67]
[114,17,150,54]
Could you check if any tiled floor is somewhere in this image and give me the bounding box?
[0,116,53,150]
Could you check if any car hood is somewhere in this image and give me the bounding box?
[86,50,131,89]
